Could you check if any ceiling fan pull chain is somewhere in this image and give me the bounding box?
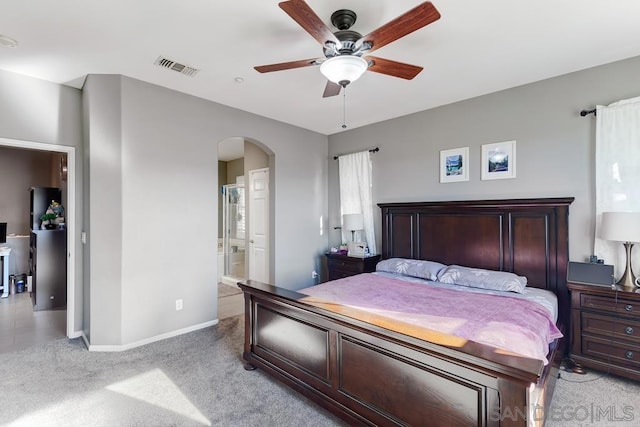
[342,85,347,129]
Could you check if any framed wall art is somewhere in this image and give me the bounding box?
[440,147,469,183]
[481,140,516,180]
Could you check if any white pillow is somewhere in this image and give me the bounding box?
[376,258,446,281]
[436,265,527,293]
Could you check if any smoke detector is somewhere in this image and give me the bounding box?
[154,56,199,77]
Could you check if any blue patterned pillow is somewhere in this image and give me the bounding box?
[436,265,527,293]
[376,258,446,281]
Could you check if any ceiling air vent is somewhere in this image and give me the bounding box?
[154,56,199,77]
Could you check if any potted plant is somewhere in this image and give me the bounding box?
[40,213,57,230]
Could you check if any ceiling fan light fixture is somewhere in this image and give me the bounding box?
[320,55,368,85]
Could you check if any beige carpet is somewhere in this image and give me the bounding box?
[545,367,640,426]
[2,314,639,426]
[0,315,344,427]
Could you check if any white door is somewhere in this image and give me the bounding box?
[249,168,269,282]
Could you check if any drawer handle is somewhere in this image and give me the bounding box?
[626,351,634,359]
[625,304,634,312]
[626,326,634,335]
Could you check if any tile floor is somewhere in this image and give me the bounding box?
[0,292,66,354]
[218,282,244,319]
[0,284,243,354]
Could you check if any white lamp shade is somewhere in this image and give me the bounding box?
[600,212,640,243]
[343,213,364,231]
[320,56,368,85]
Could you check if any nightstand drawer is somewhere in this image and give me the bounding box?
[569,281,640,380]
[580,294,640,319]
[324,254,381,282]
[326,258,365,273]
[582,334,640,369]
[328,268,355,281]
[582,312,640,343]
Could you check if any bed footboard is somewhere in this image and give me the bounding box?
[240,280,552,427]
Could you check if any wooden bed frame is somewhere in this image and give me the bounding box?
[238,198,573,426]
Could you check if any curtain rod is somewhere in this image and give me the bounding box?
[333,147,379,160]
[580,108,596,117]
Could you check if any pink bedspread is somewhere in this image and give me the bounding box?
[299,273,562,364]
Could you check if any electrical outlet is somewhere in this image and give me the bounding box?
[175,299,183,311]
[312,271,319,279]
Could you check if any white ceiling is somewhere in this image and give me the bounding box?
[218,137,245,162]
[1,0,640,135]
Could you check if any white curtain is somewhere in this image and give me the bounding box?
[594,96,640,277]
[338,151,376,255]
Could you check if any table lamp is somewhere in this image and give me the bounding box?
[343,213,363,242]
[600,211,640,289]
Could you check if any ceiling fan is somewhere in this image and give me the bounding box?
[254,0,441,98]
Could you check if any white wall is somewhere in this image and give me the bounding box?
[328,55,640,265]
[84,75,328,346]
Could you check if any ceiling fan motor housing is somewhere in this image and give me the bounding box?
[324,10,363,58]
[330,9,357,30]
[325,30,362,57]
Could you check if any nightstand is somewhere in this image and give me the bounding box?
[568,282,640,381]
[325,253,381,281]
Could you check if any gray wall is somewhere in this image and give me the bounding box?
[0,68,84,334]
[328,55,640,265]
[10,53,633,347]
[244,140,269,172]
[83,75,328,347]
[81,75,92,339]
[82,75,124,344]
[226,158,244,183]
[1,68,329,348]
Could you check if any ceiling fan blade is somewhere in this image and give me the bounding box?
[254,58,322,73]
[360,2,440,53]
[279,0,340,47]
[364,56,423,80]
[322,81,342,98]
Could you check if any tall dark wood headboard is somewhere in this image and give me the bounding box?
[379,197,574,331]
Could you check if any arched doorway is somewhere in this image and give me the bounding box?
[217,137,273,318]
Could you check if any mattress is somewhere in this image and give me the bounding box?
[374,271,559,323]
[299,272,562,364]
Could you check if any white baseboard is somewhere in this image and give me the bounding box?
[85,319,219,352]
[68,329,83,339]
[220,276,241,287]
[81,331,90,349]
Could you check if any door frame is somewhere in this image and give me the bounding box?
[0,137,77,338]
